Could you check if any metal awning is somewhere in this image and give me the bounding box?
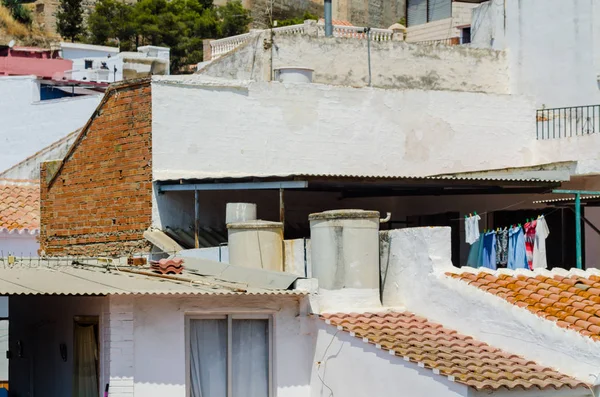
[157,173,564,197]
[0,260,305,296]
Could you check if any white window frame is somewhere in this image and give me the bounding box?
[185,313,274,397]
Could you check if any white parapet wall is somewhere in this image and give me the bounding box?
[152,76,536,181]
[380,227,600,384]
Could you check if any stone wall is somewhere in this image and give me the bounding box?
[40,79,153,256]
[214,0,405,29]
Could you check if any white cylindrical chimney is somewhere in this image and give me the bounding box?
[227,220,283,272]
[309,209,381,312]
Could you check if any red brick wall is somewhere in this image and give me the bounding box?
[40,79,152,256]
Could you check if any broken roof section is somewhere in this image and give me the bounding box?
[0,258,303,296]
[0,179,40,235]
[321,311,587,392]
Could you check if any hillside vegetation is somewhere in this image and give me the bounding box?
[0,3,55,47]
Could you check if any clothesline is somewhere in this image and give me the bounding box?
[465,209,557,271]
[449,191,556,222]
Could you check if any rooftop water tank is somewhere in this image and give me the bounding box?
[227,220,283,272]
[309,209,382,311]
[226,202,257,224]
[275,67,314,84]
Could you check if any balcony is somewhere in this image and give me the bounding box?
[536,105,600,140]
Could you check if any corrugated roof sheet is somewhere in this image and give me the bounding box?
[322,312,587,391]
[533,196,600,204]
[155,173,563,184]
[0,261,305,296]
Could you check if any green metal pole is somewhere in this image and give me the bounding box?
[576,193,582,269]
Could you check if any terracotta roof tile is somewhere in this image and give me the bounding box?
[321,312,586,391]
[448,271,600,341]
[0,180,40,234]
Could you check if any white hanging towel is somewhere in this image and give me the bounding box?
[532,215,550,269]
[465,214,481,245]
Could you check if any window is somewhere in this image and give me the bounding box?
[84,60,93,69]
[187,315,272,397]
[407,0,452,27]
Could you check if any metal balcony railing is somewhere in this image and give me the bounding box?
[536,105,600,140]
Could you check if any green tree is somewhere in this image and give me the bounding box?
[276,11,318,28]
[85,0,251,73]
[2,0,32,25]
[56,0,84,42]
[87,0,135,49]
[216,0,251,37]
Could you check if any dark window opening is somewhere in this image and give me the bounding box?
[84,60,93,69]
[461,27,471,44]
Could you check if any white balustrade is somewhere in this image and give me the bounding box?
[209,23,394,60]
[210,32,253,59]
[272,24,305,35]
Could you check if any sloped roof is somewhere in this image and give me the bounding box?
[321,312,587,391]
[0,260,305,296]
[0,179,40,234]
[448,271,600,341]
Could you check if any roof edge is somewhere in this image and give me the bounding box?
[44,78,151,188]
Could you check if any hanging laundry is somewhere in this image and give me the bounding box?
[465,213,481,245]
[495,228,508,267]
[508,226,528,270]
[524,220,537,270]
[533,216,550,269]
[466,232,484,268]
[482,230,497,270]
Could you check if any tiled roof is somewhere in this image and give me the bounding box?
[321,312,587,391]
[0,180,40,234]
[448,271,600,342]
[318,18,354,26]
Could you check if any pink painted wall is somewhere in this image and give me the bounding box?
[0,48,72,79]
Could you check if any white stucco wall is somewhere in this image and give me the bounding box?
[152,77,537,182]
[131,295,313,397]
[472,0,600,108]
[0,76,101,172]
[0,129,78,180]
[380,227,600,384]
[311,321,469,397]
[0,232,39,257]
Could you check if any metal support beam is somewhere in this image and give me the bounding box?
[279,188,285,231]
[552,189,600,270]
[575,193,582,269]
[324,0,333,37]
[159,180,308,193]
[194,190,200,249]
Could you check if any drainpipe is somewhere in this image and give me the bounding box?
[324,0,333,37]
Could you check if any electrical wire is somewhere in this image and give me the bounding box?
[316,330,339,397]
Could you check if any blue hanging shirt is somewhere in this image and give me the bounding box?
[482,231,497,270]
[508,226,528,270]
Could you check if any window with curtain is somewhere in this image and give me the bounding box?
[189,316,270,397]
